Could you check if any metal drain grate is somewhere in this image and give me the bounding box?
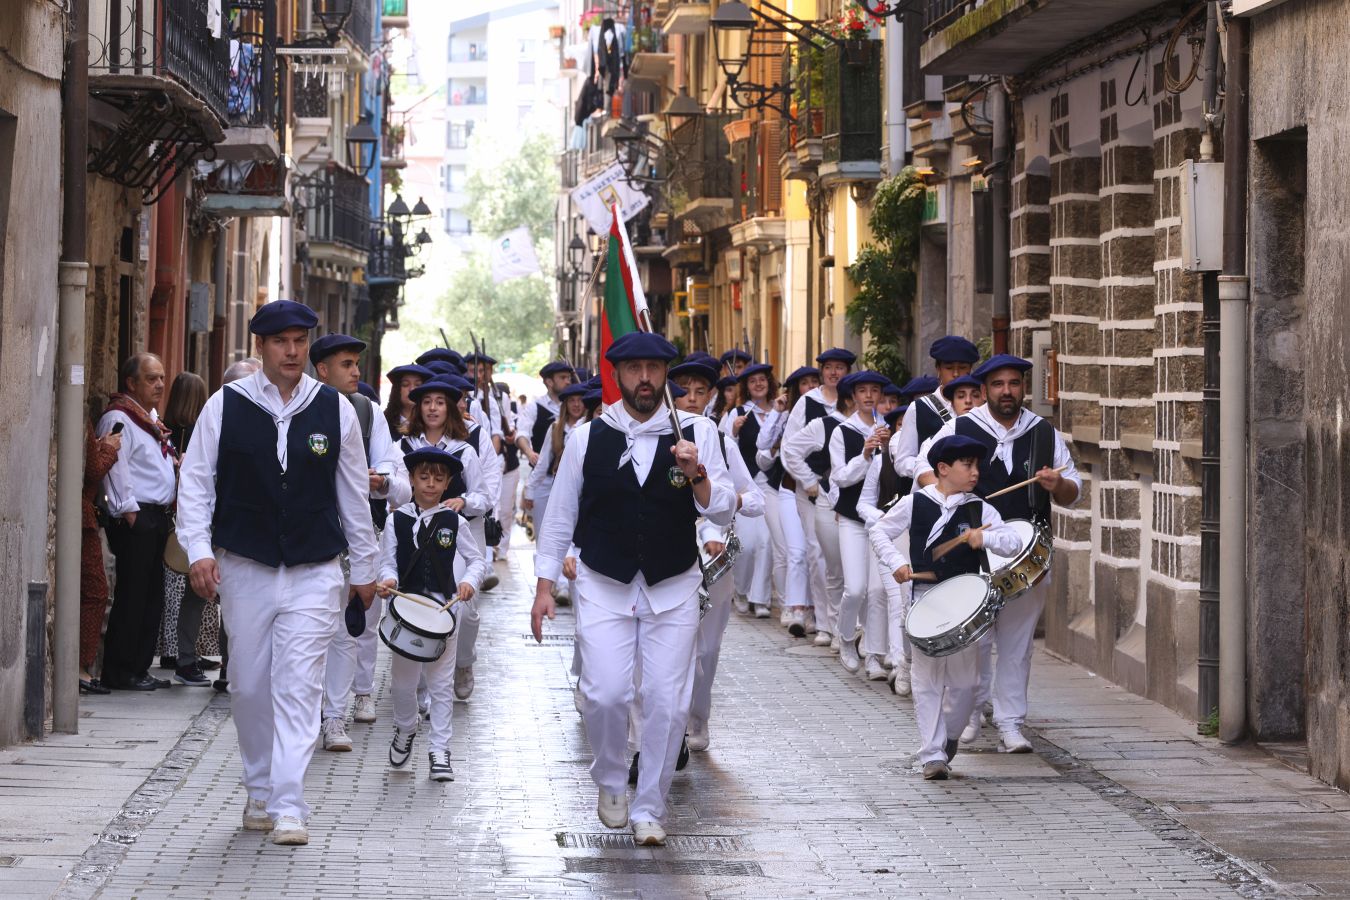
[557,832,749,852]
[564,857,764,877]
[523,633,575,644]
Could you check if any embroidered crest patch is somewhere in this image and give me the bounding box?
[435,527,456,549]
[308,433,330,456]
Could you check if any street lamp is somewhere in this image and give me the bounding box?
[412,196,433,218]
[711,1,754,86]
[415,228,433,247]
[568,233,586,276]
[387,192,412,220]
[346,114,379,176]
[661,87,704,137]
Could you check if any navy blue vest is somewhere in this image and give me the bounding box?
[909,493,987,581]
[735,405,763,476]
[877,447,909,511]
[503,402,521,473]
[915,394,952,445]
[802,395,827,424]
[834,426,867,523]
[392,509,460,595]
[954,415,1055,525]
[572,419,700,585]
[803,416,841,494]
[213,386,347,568]
[530,401,555,454]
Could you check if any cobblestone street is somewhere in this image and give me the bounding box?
[1,531,1339,898]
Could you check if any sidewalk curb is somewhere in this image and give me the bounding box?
[52,694,232,900]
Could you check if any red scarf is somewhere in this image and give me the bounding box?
[106,393,176,460]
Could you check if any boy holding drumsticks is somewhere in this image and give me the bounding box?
[867,435,1021,780]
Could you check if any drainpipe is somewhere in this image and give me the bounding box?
[1218,15,1249,745]
[990,82,1010,354]
[885,13,906,173]
[54,0,90,734]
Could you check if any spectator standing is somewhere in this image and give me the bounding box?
[159,372,212,686]
[79,411,122,694]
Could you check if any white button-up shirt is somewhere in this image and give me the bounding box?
[868,484,1022,575]
[176,370,380,584]
[96,403,178,516]
[781,411,845,508]
[534,405,737,616]
[516,394,561,451]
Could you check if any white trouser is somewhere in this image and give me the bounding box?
[973,634,994,711]
[688,576,734,728]
[792,489,827,610]
[497,465,522,554]
[389,628,459,751]
[322,596,382,720]
[778,486,810,606]
[813,504,844,635]
[910,586,979,764]
[577,591,699,824]
[730,511,771,607]
[530,487,552,542]
[837,518,887,656]
[455,519,487,669]
[991,576,1048,732]
[881,567,912,667]
[217,551,341,821]
[760,478,788,604]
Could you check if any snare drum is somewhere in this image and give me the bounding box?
[379,593,457,663]
[984,519,1053,601]
[905,574,1002,658]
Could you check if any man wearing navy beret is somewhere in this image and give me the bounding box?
[889,335,980,490]
[515,360,576,468]
[177,301,379,847]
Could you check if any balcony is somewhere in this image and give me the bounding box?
[921,0,1168,75]
[201,157,291,217]
[381,0,409,30]
[731,122,784,228]
[629,26,672,86]
[560,149,579,191]
[304,165,371,265]
[662,0,710,36]
[218,0,281,161]
[312,0,373,56]
[87,0,230,199]
[779,43,825,178]
[448,86,489,108]
[382,114,407,169]
[820,39,883,184]
[668,112,735,230]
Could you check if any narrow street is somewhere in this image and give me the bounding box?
[0,530,1338,898]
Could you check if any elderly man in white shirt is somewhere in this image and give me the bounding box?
[177,301,378,847]
[530,332,736,848]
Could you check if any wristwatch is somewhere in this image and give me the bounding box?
[688,464,708,487]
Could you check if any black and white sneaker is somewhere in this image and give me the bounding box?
[388,727,415,768]
[428,751,454,782]
[174,666,211,687]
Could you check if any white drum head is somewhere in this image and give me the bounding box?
[907,574,989,639]
[392,594,454,635]
[985,520,1036,571]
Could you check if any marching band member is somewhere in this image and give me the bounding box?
[450,373,502,593]
[381,363,432,441]
[857,403,913,697]
[523,382,591,604]
[494,384,523,561]
[379,447,488,782]
[868,434,1022,780]
[758,366,820,632]
[916,355,1082,754]
[827,371,893,680]
[889,337,980,488]
[729,363,778,618]
[711,375,738,425]
[177,300,379,845]
[516,361,576,465]
[530,332,736,847]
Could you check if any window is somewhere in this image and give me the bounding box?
[518,61,535,84]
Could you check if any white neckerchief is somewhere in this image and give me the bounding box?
[407,433,469,455]
[805,385,838,415]
[600,402,675,470]
[843,410,878,436]
[964,405,1037,474]
[917,484,980,550]
[397,501,445,549]
[226,369,323,471]
[745,402,771,423]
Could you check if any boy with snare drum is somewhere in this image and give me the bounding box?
[377,447,488,782]
[867,435,1021,780]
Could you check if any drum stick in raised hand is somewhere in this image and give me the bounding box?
[930,525,988,563]
[984,464,1069,500]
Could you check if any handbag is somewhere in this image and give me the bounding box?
[483,514,503,548]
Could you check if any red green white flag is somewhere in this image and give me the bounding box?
[599,202,649,405]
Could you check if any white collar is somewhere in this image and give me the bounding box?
[227,369,322,417]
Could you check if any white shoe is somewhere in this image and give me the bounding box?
[999,729,1034,753]
[389,726,416,768]
[803,609,818,635]
[839,638,861,673]
[960,710,982,744]
[813,630,832,648]
[633,821,666,846]
[786,606,807,638]
[733,595,750,615]
[686,719,709,752]
[892,661,912,697]
[864,655,887,681]
[752,603,770,618]
[597,790,629,828]
[321,717,352,752]
[270,815,308,846]
[780,606,792,626]
[352,694,376,724]
[829,634,841,652]
[242,798,272,832]
[453,666,475,700]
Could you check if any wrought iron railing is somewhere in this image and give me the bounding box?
[225,0,279,131]
[822,40,883,167]
[313,0,373,53]
[367,231,408,282]
[308,165,371,250]
[923,0,978,38]
[89,0,231,122]
[669,112,734,207]
[294,77,329,118]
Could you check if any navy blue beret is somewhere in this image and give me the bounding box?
[585,375,602,390]
[605,331,679,363]
[402,445,465,477]
[249,300,318,336]
[785,365,821,385]
[884,406,906,428]
[308,333,366,366]
[408,376,464,404]
[668,360,720,386]
[900,374,939,397]
[941,374,984,400]
[972,353,1033,381]
[816,347,857,366]
[583,389,604,409]
[424,361,458,377]
[737,362,773,383]
[416,348,461,367]
[559,382,589,400]
[883,382,904,397]
[667,380,688,399]
[539,361,573,378]
[927,434,990,471]
[462,351,497,366]
[929,335,980,364]
[356,381,379,402]
[715,376,738,391]
[720,348,753,364]
[684,351,718,365]
[344,595,367,638]
[387,363,433,384]
[574,367,593,382]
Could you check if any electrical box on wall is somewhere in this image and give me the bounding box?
[1179,160,1223,272]
[188,282,211,334]
[1029,330,1054,418]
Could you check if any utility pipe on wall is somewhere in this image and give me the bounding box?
[990,82,1010,354]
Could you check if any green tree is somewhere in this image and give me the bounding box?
[844,167,925,384]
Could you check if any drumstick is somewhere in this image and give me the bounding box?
[385,586,465,613]
[930,526,988,563]
[909,571,938,582]
[984,464,1069,500]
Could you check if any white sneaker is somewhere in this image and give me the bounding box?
[352,694,376,724]
[752,603,771,619]
[892,661,912,697]
[803,609,818,635]
[321,717,352,752]
[686,719,710,752]
[733,595,750,615]
[780,606,792,626]
[786,606,807,637]
[242,798,272,832]
[632,820,666,846]
[829,635,841,652]
[389,726,416,768]
[597,790,629,828]
[453,666,475,700]
[839,638,861,673]
[864,655,887,681]
[813,630,832,648]
[999,729,1034,753]
[270,815,308,846]
[960,709,982,744]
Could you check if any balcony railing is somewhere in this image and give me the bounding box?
[89,0,231,123]
[449,88,488,106]
[225,0,279,131]
[669,112,735,209]
[294,77,329,118]
[822,40,883,170]
[313,0,373,54]
[308,165,371,251]
[923,0,974,37]
[560,149,579,190]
